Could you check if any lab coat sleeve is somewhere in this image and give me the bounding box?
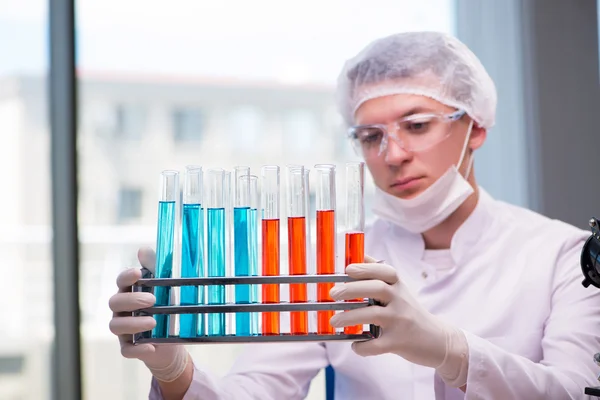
[463,238,600,400]
[148,342,329,400]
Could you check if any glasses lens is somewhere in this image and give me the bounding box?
[349,112,459,157]
[396,114,452,151]
[351,126,385,158]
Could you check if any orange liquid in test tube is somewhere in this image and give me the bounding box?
[344,231,364,334]
[261,165,281,336]
[344,162,366,335]
[317,209,336,334]
[288,216,308,334]
[262,218,280,335]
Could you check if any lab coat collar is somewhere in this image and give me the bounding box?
[378,186,496,265]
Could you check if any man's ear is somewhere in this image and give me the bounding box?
[469,125,487,151]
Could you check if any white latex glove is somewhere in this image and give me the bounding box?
[108,247,189,382]
[329,255,469,388]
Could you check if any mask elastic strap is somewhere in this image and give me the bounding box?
[464,153,474,179]
[456,120,474,176]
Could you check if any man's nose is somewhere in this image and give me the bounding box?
[384,138,412,165]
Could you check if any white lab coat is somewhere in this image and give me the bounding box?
[149,188,600,399]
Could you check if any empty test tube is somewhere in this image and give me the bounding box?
[180,166,205,338]
[224,171,235,335]
[303,168,317,334]
[153,170,179,338]
[315,164,336,335]
[248,175,260,334]
[234,166,252,336]
[287,165,308,335]
[344,162,366,335]
[303,169,312,276]
[206,168,226,336]
[261,165,281,335]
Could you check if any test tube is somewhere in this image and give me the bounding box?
[304,168,317,334]
[234,166,252,336]
[287,165,308,335]
[303,169,312,276]
[248,175,260,334]
[205,168,226,336]
[261,165,280,335]
[315,164,336,335]
[224,171,235,336]
[153,170,180,338]
[344,162,365,335]
[180,166,204,338]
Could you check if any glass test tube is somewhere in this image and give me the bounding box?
[303,169,312,275]
[248,175,260,334]
[261,165,281,335]
[206,168,226,336]
[315,164,336,335]
[344,162,365,335]
[180,166,205,338]
[304,168,317,334]
[287,165,308,335]
[233,166,252,336]
[153,170,179,338]
[224,171,235,335]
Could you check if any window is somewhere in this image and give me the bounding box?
[114,104,146,139]
[173,107,204,142]
[1,3,53,399]
[0,355,24,374]
[228,106,263,150]
[117,188,143,221]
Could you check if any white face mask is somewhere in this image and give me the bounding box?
[371,120,475,233]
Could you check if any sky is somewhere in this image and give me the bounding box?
[0,0,455,84]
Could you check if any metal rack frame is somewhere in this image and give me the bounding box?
[132,270,381,344]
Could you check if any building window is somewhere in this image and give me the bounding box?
[115,104,146,139]
[0,355,24,374]
[117,188,143,221]
[228,106,263,150]
[173,107,204,142]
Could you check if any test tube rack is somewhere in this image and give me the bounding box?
[132,271,381,344]
[131,162,372,344]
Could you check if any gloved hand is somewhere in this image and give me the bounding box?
[108,247,190,382]
[329,255,469,387]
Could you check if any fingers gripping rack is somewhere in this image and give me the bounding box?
[131,268,382,344]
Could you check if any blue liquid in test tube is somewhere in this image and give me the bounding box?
[153,171,179,339]
[180,166,205,338]
[234,206,251,334]
[234,167,251,336]
[206,169,226,336]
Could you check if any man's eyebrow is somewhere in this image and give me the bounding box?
[355,106,437,126]
[397,106,436,119]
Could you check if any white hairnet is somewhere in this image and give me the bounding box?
[336,31,497,129]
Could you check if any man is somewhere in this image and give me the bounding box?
[108,31,600,399]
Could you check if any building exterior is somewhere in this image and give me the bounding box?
[0,72,374,400]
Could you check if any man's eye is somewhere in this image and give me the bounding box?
[359,129,383,143]
[407,122,429,132]
[401,118,433,134]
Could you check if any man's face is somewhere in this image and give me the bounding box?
[353,94,485,199]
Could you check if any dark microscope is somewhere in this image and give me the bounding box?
[580,217,600,396]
